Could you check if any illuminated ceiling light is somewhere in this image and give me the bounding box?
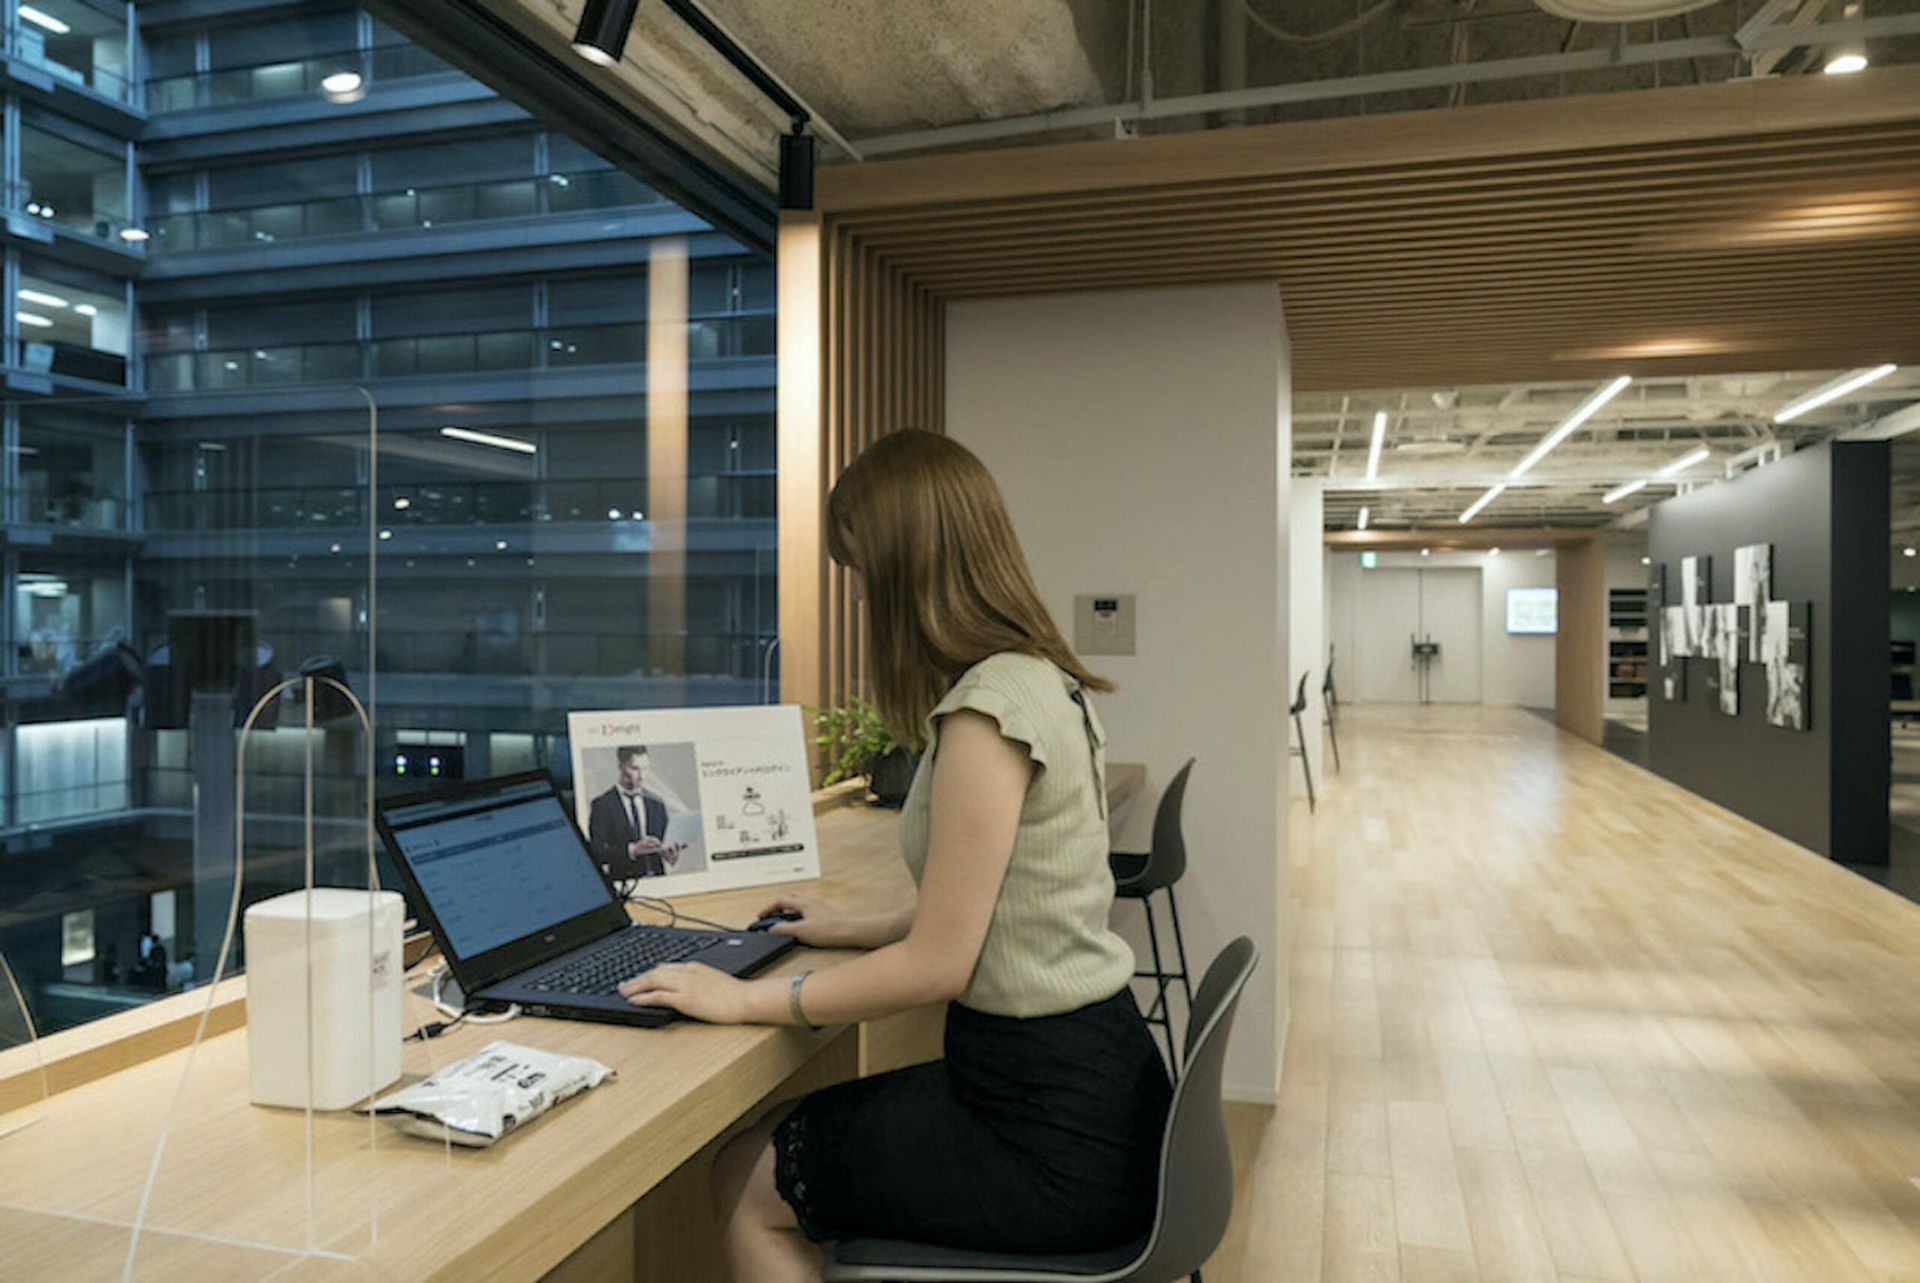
[1365,411,1386,482]
[15,311,53,328]
[572,0,639,65]
[1657,447,1712,478]
[18,5,69,34]
[1603,479,1649,504]
[1356,506,1370,531]
[1824,52,1868,73]
[1773,364,1898,422]
[1459,483,1506,524]
[118,227,150,242]
[18,289,67,309]
[393,497,411,510]
[495,539,508,551]
[320,70,365,101]
[1825,9,1868,75]
[1488,547,1501,558]
[1420,547,1431,557]
[1641,556,1652,566]
[1509,376,1633,481]
[440,425,537,455]
[378,529,393,541]
[74,303,97,316]
[608,508,623,520]
[1905,546,1916,558]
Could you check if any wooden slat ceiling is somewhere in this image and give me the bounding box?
[815,67,1920,392]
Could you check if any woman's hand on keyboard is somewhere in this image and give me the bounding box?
[618,963,751,1023]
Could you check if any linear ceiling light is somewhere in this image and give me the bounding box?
[440,426,537,455]
[18,288,67,309]
[1657,446,1712,477]
[1774,363,1898,422]
[1356,506,1370,530]
[572,0,641,65]
[1602,479,1648,504]
[1365,410,1386,482]
[16,312,54,328]
[1508,375,1633,481]
[18,5,69,34]
[1459,483,1506,524]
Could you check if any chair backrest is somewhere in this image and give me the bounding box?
[1290,669,1309,715]
[1132,758,1194,894]
[1124,937,1258,1283]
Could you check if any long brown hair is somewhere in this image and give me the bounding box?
[827,430,1111,748]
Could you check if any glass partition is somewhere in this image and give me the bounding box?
[18,123,130,241]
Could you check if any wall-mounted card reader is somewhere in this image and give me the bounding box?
[1074,593,1136,656]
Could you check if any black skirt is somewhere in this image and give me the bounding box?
[773,987,1172,1254]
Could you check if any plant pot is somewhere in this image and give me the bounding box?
[865,748,919,808]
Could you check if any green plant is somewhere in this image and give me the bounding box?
[812,697,901,786]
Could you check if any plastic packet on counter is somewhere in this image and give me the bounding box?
[367,1040,614,1147]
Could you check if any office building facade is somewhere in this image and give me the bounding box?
[1,0,776,1034]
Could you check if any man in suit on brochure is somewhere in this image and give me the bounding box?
[587,744,684,879]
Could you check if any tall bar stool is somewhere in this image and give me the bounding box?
[1109,759,1196,1073]
[1322,648,1341,772]
[1289,671,1316,813]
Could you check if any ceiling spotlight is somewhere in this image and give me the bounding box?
[394,497,412,510]
[1356,506,1370,531]
[1459,483,1506,524]
[1365,411,1386,483]
[1824,3,1869,73]
[1603,479,1649,504]
[572,0,640,66]
[1488,547,1501,558]
[1657,447,1712,477]
[1774,364,1897,422]
[1641,556,1651,566]
[1906,547,1916,558]
[1825,52,1868,73]
[1421,547,1431,557]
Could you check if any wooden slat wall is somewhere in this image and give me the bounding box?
[779,215,945,738]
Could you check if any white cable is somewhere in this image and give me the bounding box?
[429,963,520,1025]
[1241,0,1399,47]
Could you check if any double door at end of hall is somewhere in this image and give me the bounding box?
[1352,567,1482,704]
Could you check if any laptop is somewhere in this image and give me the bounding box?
[375,771,796,1027]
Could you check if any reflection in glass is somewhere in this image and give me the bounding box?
[0,4,778,1049]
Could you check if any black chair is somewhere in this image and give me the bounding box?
[822,938,1259,1283]
[1289,671,1315,813]
[1108,759,1196,1073]
[1321,648,1341,772]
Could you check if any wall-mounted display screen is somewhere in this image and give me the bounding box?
[1507,587,1558,635]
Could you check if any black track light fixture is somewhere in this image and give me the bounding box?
[572,0,640,67]
[779,128,815,211]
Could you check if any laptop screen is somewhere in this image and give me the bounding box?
[383,778,615,960]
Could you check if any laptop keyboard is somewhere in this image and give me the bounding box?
[531,929,709,996]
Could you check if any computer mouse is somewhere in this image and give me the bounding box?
[747,908,804,932]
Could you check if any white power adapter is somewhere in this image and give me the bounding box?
[245,888,404,1110]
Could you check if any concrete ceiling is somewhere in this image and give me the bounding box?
[514,0,1920,177]
[1302,366,1920,530]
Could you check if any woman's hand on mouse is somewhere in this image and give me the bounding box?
[754,892,863,948]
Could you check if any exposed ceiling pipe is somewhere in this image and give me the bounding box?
[1839,401,1920,440]
[847,11,1920,155]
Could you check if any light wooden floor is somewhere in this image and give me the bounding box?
[1210,703,1920,1282]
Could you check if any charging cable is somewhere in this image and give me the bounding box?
[406,962,521,1041]
[624,889,743,934]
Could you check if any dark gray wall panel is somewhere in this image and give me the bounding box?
[1647,441,1888,863]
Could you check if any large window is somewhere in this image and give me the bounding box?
[12,0,130,102]
[1,4,779,1038]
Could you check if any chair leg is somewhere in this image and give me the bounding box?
[1293,711,1316,813]
[1325,708,1341,772]
[1140,896,1179,1074]
[1165,883,1195,1027]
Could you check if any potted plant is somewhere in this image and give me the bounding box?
[814,698,920,807]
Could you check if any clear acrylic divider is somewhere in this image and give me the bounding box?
[0,950,49,1141]
[0,388,459,1279]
